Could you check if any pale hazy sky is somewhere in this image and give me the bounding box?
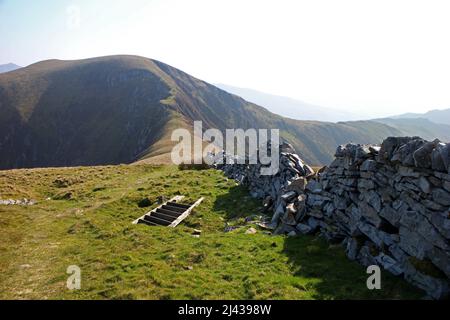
[1,0,450,117]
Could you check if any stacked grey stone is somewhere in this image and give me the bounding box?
[215,142,314,231]
[300,137,450,299]
[215,137,450,299]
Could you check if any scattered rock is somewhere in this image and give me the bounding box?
[157,196,167,204]
[137,197,152,208]
[262,196,274,212]
[0,198,36,206]
[287,231,297,237]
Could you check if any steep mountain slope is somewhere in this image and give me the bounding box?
[0,55,403,169]
[216,83,361,122]
[0,57,176,169]
[391,108,450,126]
[374,118,450,142]
[0,63,21,74]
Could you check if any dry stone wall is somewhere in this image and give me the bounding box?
[215,137,450,299]
[215,143,315,226]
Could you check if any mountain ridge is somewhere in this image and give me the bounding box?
[215,83,362,122]
[0,55,420,169]
[373,117,450,142]
[391,108,450,126]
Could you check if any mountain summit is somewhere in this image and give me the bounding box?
[0,63,21,74]
[390,108,450,126]
[0,55,404,169]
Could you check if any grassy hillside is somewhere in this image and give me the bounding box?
[0,164,422,299]
[1,55,407,169]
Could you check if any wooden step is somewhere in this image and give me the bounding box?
[168,197,204,228]
[162,205,186,213]
[133,195,204,228]
[167,202,191,209]
[156,208,182,218]
[152,211,177,222]
[138,219,158,226]
[144,215,172,226]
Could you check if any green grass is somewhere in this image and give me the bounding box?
[0,165,422,299]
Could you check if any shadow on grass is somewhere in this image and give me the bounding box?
[212,184,262,220]
[214,185,422,299]
[282,236,421,299]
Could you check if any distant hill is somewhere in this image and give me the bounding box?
[0,63,21,74]
[0,55,405,169]
[215,84,362,122]
[373,117,450,142]
[392,108,450,126]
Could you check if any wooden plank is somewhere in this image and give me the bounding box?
[167,202,191,209]
[169,197,204,228]
[138,219,158,226]
[162,205,186,213]
[156,208,182,217]
[132,195,185,225]
[152,212,177,222]
[144,215,172,226]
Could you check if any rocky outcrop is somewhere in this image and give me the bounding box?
[215,137,450,299]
